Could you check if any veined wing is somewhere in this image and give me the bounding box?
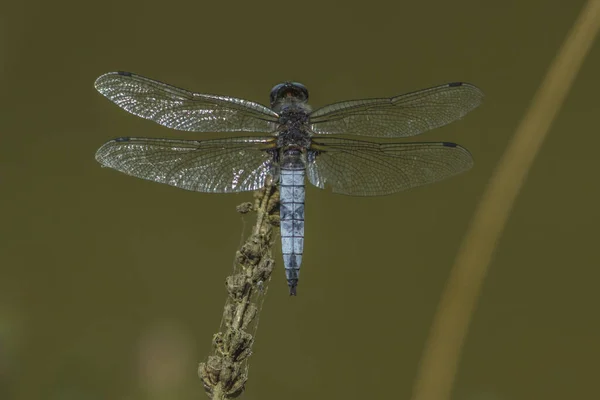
[309,82,483,138]
[96,137,277,193]
[95,72,279,133]
[307,137,473,196]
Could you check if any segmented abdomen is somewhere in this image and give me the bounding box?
[279,167,305,295]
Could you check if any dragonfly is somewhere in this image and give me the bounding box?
[94,71,483,295]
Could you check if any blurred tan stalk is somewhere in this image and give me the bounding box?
[198,183,279,399]
[411,2,600,400]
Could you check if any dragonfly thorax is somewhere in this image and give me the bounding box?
[277,108,311,150]
[278,107,310,125]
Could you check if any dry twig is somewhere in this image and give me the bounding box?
[198,183,280,399]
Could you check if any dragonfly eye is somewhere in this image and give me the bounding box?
[269,83,286,105]
[290,82,309,101]
[270,82,309,107]
[291,82,307,92]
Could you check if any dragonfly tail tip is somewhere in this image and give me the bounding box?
[288,281,298,296]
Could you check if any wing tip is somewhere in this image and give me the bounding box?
[94,71,134,92]
[448,81,485,101]
[95,137,131,163]
[441,140,471,151]
[440,141,474,167]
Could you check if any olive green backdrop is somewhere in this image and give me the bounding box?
[1,0,599,399]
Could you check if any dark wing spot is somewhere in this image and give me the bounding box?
[442,142,457,147]
[117,71,132,77]
[114,137,131,142]
[448,82,463,87]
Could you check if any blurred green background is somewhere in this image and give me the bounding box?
[2,0,599,399]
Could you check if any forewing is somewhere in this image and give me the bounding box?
[96,137,277,193]
[95,72,279,133]
[309,82,483,138]
[307,137,473,196]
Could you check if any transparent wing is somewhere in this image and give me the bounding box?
[95,136,277,193]
[309,82,483,138]
[95,72,279,133]
[307,137,473,196]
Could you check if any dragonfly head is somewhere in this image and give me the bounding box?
[270,81,309,110]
